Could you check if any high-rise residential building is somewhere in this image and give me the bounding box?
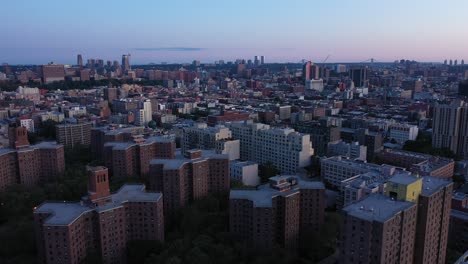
[349,66,369,87]
[77,54,83,68]
[230,175,325,249]
[181,123,240,160]
[0,126,65,191]
[56,123,93,147]
[142,99,152,125]
[386,175,453,264]
[432,100,468,159]
[339,193,418,264]
[310,64,320,80]
[302,61,311,81]
[122,54,131,72]
[148,150,230,219]
[34,166,164,264]
[254,56,260,66]
[449,192,468,255]
[294,120,341,156]
[260,55,265,65]
[103,135,175,180]
[42,63,65,84]
[90,125,146,158]
[226,121,314,174]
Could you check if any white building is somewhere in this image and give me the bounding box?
[20,118,35,132]
[321,156,391,188]
[215,139,240,160]
[306,79,324,92]
[277,106,291,120]
[66,106,87,118]
[39,111,65,123]
[230,160,260,186]
[389,124,419,144]
[182,123,240,160]
[327,140,367,161]
[226,121,314,174]
[142,99,152,125]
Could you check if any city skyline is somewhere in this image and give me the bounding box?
[2,0,468,64]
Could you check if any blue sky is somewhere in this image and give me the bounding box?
[1,0,468,64]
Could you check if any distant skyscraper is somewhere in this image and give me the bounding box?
[142,99,152,125]
[122,54,131,71]
[455,59,458,66]
[254,56,260,66]
[260,55,265,65]
[77,54,83,68]
[462,59,465,65]
[450,59,453,66]
[444,59,447,65]
[302,61,311,81]
[349,66,369,87]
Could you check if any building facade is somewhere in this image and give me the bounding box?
[227,121,314,174]
[230,175,325,249]
[148,150,230,218]
[56,123,92,147]
[432,100,468,159]
[34,166,164,264]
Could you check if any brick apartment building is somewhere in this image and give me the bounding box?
[339,174,453,264]
[229,175,325,249]
[103,135,175,180]
[0,126,65,191]
[340,194,418,264]
[449,192,468,255]
[377,149,455,178]
[207,109,250,126]
[34,166,164,264]
[56,122,93,147]
[148,149,230,219]
[90,126,145,158]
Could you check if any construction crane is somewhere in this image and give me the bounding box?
[322,55,331,63]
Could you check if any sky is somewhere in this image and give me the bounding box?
[1,0,468,64]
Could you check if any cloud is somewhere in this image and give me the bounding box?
[133,47,205,51]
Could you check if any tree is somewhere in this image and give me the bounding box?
[258,161,280,183]
[38,119,58,139]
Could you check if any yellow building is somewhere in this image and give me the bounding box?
[386,174,422,202]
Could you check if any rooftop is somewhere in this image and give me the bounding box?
[421,176,452,196]
[150,149,228,170]
[35,184,161,226]
[230,175,324,207]
[343,194,415,222]
[388,173,420,185]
